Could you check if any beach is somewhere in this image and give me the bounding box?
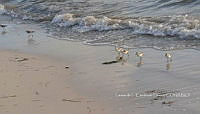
[0,15,118,114]
[1,14,200,114]
[0,50,116,114]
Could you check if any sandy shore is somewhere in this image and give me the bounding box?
[0,50,113,114]
[1,15,200,114]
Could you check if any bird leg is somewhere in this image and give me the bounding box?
[140,57,142,62]
[167,58,172,63]
[28,34,33,39]
[166,63,171,70]
[170,58,172,62]
[2,27,5,32]
[137,57,144,67]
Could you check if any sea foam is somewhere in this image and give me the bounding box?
[51,13,80,27]
[51,13,200,39]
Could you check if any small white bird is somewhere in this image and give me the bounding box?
[165,53,172,62]
[26,30,35,34]
[135,52,144,67]
[121,49,129,55]
[120,48,129,57]
[115,46,123,52]
[0,24,7,33]
[26,30,35,38]
[136,52,144,57]
[0,24,7,28]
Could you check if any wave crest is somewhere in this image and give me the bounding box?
[51,14,122,32]
[51,13,200,39]
[51,13,79,27]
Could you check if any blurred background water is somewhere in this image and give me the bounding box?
[1,0,200,50]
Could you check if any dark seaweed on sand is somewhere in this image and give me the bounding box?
[102,60,119,65]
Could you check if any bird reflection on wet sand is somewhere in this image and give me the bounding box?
[137,57,144,67]
[166,63,171,70]
[1,30,7,35]
[27,38,38,45]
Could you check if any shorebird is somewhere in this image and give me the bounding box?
[0,24,7,32]
[135,52,144,67]
[121,49,129,56]
[0,24,7,28]
[26,30,35,34]
[26,30,35,38]
[136,52,144,58]
[165,53,172,62]
[115,46,123,53]
[120,48,129,65]
[114,46,124,62]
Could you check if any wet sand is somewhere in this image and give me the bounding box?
[0,50,114,114]
[1,15,200,114]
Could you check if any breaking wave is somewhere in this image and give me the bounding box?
[1,0,200,50]
[51,13,200,39]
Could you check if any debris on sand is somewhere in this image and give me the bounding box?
[62,99,81,102]
[102,60,119,65]
[0,95,17,99]
[15,57,29,62]
[32,99,41,102]
[162,101,174,106]
[35,91,39,95]
[65,66,69,69]
[102,56,125,65]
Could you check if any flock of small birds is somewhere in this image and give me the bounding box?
[1,23,173,69]
[114,43,173,69]
[1,24,35,38]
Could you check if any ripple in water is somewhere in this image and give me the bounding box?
[1,0,200,50]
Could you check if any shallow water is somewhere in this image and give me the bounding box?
[1,0,200,50]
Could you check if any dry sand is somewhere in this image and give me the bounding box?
[0,50,113,114]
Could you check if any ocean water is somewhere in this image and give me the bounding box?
[1,0,200,50]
